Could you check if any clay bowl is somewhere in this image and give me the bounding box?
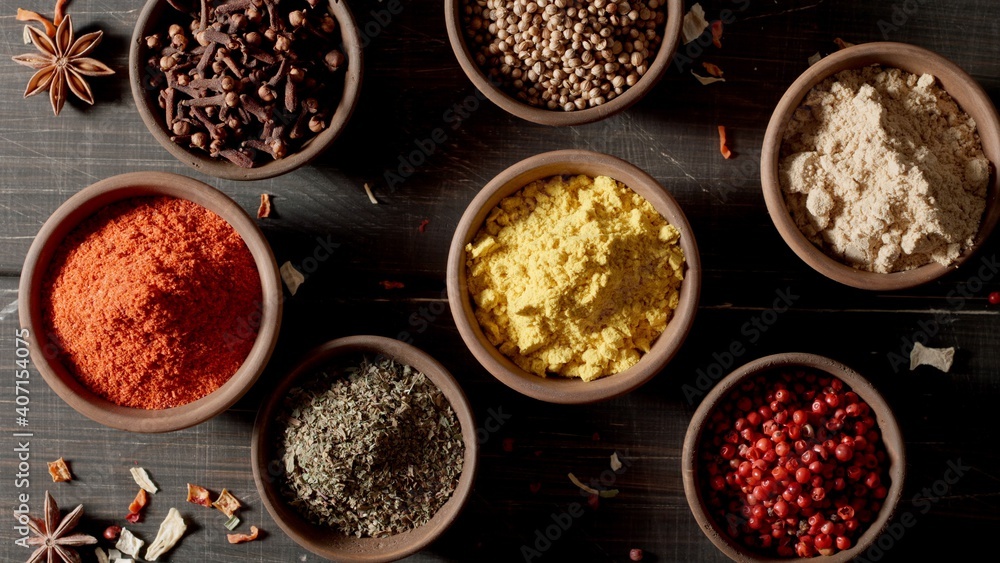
[252,336,478,562]
[447,149,701,403]
[18,172,282,433]
[129,0,363,180]
[761,42,1000,290]
[682,353,906,562]
[444,0,684,126]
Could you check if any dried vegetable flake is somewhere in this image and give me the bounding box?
[186,483,212,508]
[258,194,272,219]
[227,525,260,544]
[115,528,144,559]
[718,125,733,159]
[145,507,186,561]
[47,457,72,482]
[129,467,158,494]
[212,488,241,518]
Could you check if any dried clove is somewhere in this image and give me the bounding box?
[150,0,345,167]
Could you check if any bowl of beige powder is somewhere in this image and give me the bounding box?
[762,42,1000,290]
[446,150,701,404]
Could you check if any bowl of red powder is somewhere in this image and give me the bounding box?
[19,172,282,432]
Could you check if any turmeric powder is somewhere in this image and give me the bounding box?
[466,175,685,381]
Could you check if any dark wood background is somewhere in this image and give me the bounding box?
[2,0,998,561]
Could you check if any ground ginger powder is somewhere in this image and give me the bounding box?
[780,66,990,273]
[465,175,685,382]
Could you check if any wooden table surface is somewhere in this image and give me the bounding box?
[2,0,998,561]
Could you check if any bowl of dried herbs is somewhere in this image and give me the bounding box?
[251,335,478,562]
[129,0,363,180]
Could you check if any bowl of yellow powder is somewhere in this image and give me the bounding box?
[762,42,1000,291]
[447,150,701,403]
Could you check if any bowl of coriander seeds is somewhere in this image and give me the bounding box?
[445,0,684,126]
[130,0,363,180]
[251,336,478,562]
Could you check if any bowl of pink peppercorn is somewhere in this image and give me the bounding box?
[682,353,905,562]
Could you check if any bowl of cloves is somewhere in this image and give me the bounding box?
[129,0,363,181]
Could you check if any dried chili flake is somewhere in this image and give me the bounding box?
[587,493,600,510]
[702,62,724,78]
[125,512,141,524]
[418,219,430,233]
[257,194,272,219]
[711,20,724,48]
[718,126,733,159]
[502,437,515,452]
[212,488,241,518]
[186,483,212,507]
[15,8,55,37]
[53,0,68,25]
[834,37,856,50]
[47,457,72,482]
[227,525,260,544]
[379,280,405,290]
[128,489,148,514]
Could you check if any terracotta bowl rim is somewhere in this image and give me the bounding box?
[446,148,702,404]
[17,171,282,433]
[443,0,684,126]
[761,41,1000,291]
[681,352,906,563]
[128,0,364,181]
[251,335,479,563]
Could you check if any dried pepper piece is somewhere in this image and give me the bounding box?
[47,457,72,482]
[212,489,241,518]
[227,525,260,544]
[702,62,724,78]
[834,37,855,50]
[718,126,733,159]
[711,20,724,48]
[186,483,212,508]
[257,194,272,219]
[145,507,186,561]
[418,219,430,233]
[379,280,405,290]
[125,489,148,523]
[15,8,55,37]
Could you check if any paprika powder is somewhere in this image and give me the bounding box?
[42,196,262,409]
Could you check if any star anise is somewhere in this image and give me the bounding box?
[18,490,97,563]
[12,14,114,117]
